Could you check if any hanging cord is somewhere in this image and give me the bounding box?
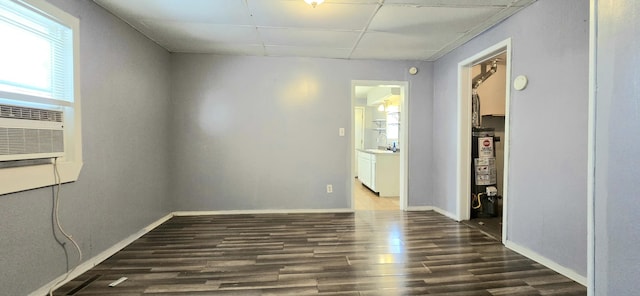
[471,193,484,210]
[49,158,83,296]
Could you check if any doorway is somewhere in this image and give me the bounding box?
[351,80,409,211]
[456,39,512,243]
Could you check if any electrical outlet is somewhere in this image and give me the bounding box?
[326,184,333,193]
[339,128,345,136]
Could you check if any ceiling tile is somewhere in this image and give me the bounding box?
[170,43,266,56]
[95,0,253,24]
[140,21,261,47]
[259,27,360,48]
[350,47,438,60]
[247,0,377,30]
[265,45,351,59]
[92,0,537,60]
[370,6,503,34]
[382,0,515,7]
[356,30,459,51]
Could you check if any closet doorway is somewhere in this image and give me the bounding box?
[457,40,512,243]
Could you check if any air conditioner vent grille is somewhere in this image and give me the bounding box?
[0,104,63,122]
[0,128,64,156]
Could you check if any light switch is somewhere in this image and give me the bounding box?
[339,128,345,136]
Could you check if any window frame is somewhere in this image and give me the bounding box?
[0,0,82,195]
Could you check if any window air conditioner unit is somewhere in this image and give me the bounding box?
[0,104,64,161]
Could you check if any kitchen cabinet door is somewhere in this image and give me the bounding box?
[358,152,372,188]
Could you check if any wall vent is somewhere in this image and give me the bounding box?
[0,104,64,161]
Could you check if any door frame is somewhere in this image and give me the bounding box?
[350,80,409,211]
[456,39,512,243]
[354,106,365,177]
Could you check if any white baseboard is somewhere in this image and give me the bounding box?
[504,240,587,286]
[407,205,459,221]
[29,213,173,296]
[173,208,354,216]
[33,208,586,296]
[33,209,359,295]
[406,206,435,211]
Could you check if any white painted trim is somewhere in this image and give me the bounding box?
[457,61,472,221]
[29,213,173,296]
[406,206,458,221]
[350,80,409,212]
[0,161,82,195]
[406,206,435,211]
[501,46,513,245]
[29,207,589,295]
[173,208,354,216]
[456,39,512,245]
[504,240,588,287]
[1,0,83,195]
[587,0,597,295]
[399,82,409,212]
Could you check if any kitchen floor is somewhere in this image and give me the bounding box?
[354,178,399,211]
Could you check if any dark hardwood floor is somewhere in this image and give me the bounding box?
[54,211,586,295]
[462,217,503,241]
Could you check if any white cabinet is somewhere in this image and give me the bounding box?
[356,150,399,197]
[357,151,373,189]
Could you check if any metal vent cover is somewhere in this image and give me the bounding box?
[0,105,65,161]
[0,104,63,122]
[0,128,64,156]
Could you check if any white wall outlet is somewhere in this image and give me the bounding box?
[326,184,333,193]
[339,128,345,136]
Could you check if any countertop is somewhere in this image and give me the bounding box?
[357,148,399,155]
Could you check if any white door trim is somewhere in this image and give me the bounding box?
[351,80,409,211]
[354,106,365,178]
[456,39,512,244]
[587,0,596,294]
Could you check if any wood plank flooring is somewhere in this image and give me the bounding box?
[353,178,399,211]
[462,217,503,241]
[54,211,586,295]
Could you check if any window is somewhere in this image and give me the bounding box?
[386,105,400,141]
[0,0,82,195]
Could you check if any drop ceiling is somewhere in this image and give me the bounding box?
[93,0,536,61]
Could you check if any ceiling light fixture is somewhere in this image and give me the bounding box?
[304,0,324,8]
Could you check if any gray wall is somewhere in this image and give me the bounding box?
[169,55,434,210]
[0,1,173,295]
[432,0,589,277]
[594,0,640,294]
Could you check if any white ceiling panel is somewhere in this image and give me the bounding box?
[382,0,518,7]
[95,0,253,24]
[357,31,462,51]
[247,0,377,30]
[140,21,260,45]
[265,45,351,59]
[259,27,360,48]
[93,0,537,60]
[170,43,266,56]
[370,6,502,34]
[350,47,439,61]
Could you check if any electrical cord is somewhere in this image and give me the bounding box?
[49,158,83,296]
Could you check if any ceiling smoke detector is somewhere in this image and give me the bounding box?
[304,0,324,8]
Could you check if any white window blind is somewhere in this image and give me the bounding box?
[0,0,73,102]
[0,0,83,195]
